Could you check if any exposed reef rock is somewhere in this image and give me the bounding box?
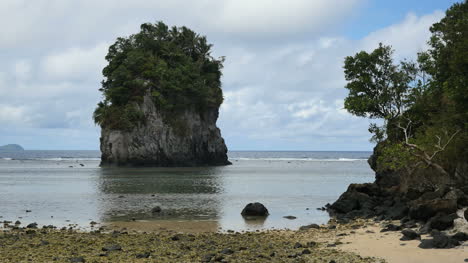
[100,94,230,167]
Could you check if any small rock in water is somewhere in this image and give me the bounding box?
[26,210,31,213]
[27,222,38,228]
[241,202,269,217]
[79,163,84,167]
[283,215,297,220]
[151,206,162,213]
[14,220,21,225]
[90,221,97,225]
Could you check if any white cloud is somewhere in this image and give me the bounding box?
[0,104,31,125]
[0,1,446,150]
[41,43,108,81]
[361,11,444,59]
[0,0,363,50]
[13,60,32,81]
[211,0,362,35]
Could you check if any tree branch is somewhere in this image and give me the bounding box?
[397,121,460,177]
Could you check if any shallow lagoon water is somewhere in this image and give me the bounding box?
[0,151,374,231]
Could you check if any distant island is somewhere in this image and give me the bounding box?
[0,144,24,152]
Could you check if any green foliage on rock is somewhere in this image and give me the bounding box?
[94,21,225,130]
[343,1,468,178]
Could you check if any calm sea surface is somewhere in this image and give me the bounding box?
[0,151,374,231]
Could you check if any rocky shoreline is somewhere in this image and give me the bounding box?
[0,220,384,263]
[2,215,467,262]
[326,145,468,250]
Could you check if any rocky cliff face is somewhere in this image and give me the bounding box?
[328,142,468,246]
[100,94,230,166]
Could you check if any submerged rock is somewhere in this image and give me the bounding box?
[241,202,269,217]
[151,206,162,213]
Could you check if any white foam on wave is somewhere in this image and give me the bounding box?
[231,157,367,162]
[38,158,101,161]
[1,157,13,160]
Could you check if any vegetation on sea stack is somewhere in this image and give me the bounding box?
[94,22,224,130]
[343,1,467,180]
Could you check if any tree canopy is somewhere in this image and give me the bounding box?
[343,1,468,177]
[94,22,225,130]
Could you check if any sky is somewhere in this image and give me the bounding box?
[0,0,460,151]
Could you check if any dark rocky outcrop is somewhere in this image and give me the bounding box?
[428,213,458,230]
[418,232,461,249]
[327,143,468,238]
[241,203,269,217]
[100,93,230,167]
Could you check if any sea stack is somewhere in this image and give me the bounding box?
[99,94,230,166]
[94,22,230,166]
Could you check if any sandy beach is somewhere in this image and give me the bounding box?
[337,225,468,263]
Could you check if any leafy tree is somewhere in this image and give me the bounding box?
[343,1,467,180]
[94,21,225,130]
[343,44,418,142]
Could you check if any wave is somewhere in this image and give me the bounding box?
[36,157,101,161]
[1,157,101,161]
[231,157,367,162]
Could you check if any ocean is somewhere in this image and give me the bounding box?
[0,151,374,231]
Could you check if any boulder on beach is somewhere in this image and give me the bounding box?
[241,202,269,217]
